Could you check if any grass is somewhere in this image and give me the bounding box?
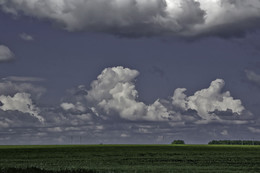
[0,145,259,172]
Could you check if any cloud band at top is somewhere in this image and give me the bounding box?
[1,0,260,38]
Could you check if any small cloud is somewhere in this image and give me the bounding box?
[95,125,104,130]
[120,133,129,138]
[245,70,260,87]
[221,130,228,136]
[0,121,9,128]
[2,76,44,82]
[156,135,164,142]
[19,33,34,41]
[0,45,14,62]
[138,128,149,134]
[47,127,62,132]
[75,114,92,121]
[248,127,260,133]
[60,102,75,111]
[60,102,86,112]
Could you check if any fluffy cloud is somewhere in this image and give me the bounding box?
[172,79,245,122]
[19,33,34,41]
[0,66,256,144]
[0,93,44,122]
[86,66,171,121]
[1,0,260,37]
[245,70,260,87]
[0,78,46,127]
[83,66,247,124]
[0,45,14,62]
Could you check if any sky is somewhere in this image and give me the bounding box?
[0,0,260,145]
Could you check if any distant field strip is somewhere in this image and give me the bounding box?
[0,145,260,173]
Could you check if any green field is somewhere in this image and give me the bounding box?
[0,145,260,173]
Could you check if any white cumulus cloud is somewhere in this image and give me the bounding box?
[84,66,247,124]
[0,92,44,122]
[86,66,171,121]
[1,0,260,37]
[172,79,245,122]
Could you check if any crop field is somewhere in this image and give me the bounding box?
[0,145,260,173]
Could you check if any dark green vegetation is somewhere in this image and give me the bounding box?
[0,145,260,173]
[171,140,185,144]
[209,140,260,145]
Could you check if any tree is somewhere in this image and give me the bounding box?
[171,140,185,144]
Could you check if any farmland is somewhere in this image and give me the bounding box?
[0,145,260,173]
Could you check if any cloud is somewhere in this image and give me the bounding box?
[19,33,34,41]
[120,133,130,138]
[0,45,14,62]
[1,0,260,38]
[0,92,44,122]
[221,129,228,136]
[172,79,245,123]
[2,76,44,82]
[46,127,62,132]
[0,109,43,129]
[60,103,76,111]
[248,127,260,133]
[0,78,46,129]
[0,66,251,144]
[0,80,46,99]
[60,102,86,112]
[86,66,171,121]
[77,66,248,125]
[245,70,260,87]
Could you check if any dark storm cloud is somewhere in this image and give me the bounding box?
[1,0,260,38]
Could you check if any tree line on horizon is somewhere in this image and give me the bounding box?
[171,140,260,145]
[208,140,260,145]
